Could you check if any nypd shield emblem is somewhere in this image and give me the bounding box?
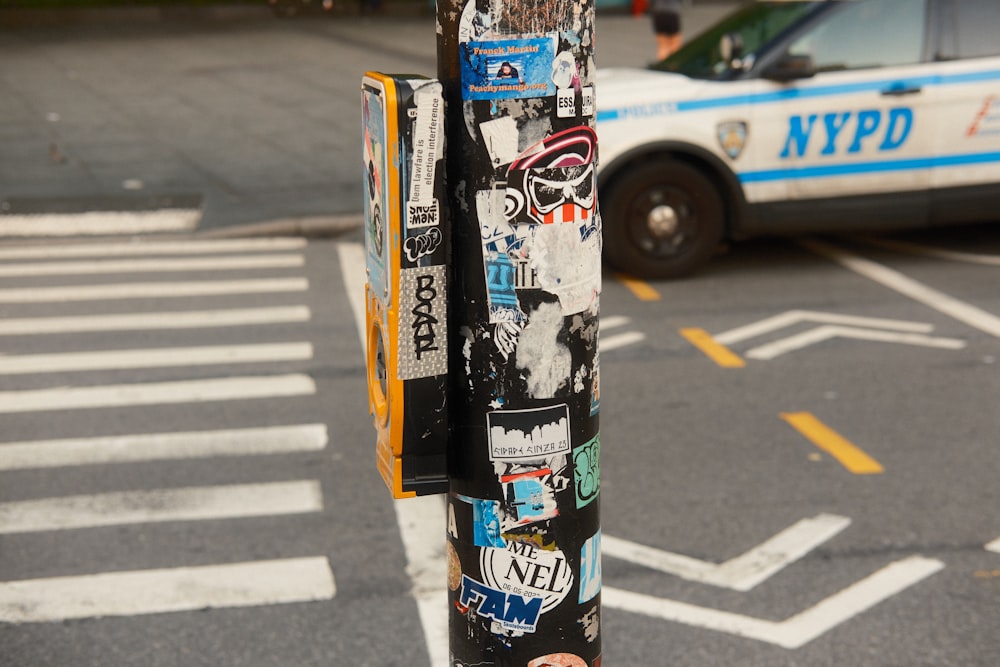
[717,121,748,160]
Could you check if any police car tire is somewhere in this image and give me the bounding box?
[603,158,723,280]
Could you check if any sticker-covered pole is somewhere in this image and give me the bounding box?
[438,0,602,664]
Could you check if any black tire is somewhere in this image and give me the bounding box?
[602,158,724,280]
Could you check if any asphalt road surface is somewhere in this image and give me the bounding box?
[1,224,999,666]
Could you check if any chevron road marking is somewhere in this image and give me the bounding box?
[0,342,314,374]
[0,278,308,303]
[745,324,965,360]
[603,514,851,592]
[0,209,200,237]
[0,481,323,534]
[0,557,336,623]
[339,241,449,667]
[603,555,944,649]
[0,423,328,471]
[987,537,1000,554]
[0,374,316,414]
[714,309,934,345]
[0,306,312,336]
[0,237,306,260]
[601,315,646,351]
[0,254,304,277]
[800,238,1000,339]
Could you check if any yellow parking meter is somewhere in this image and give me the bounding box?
[362,72,449,498]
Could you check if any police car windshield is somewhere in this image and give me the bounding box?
[652,1,820,79]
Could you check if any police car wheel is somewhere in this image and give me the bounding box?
[603,159,723,279]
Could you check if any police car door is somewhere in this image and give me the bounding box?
[760,0,933,224]
[926,0,1000,223]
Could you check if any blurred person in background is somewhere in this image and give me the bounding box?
[650,0,683,60]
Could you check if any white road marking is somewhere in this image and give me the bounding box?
[0,306,312,336]
[0,342,313,374]
[0,424,328,471]
[0,237,306,260]
[986,537,1000,554]
[745,325,965,360]
[0,374,316,414]
[800,239,1000,339]
[603,514,851,592]
[715,309,934,345]
[858,236,1000,266]
[0,209,200,237]
[602,315,630,329]
[0,557,336,623]
[603,555,944,649]
[338,241,449,667]
[601,331,646,351]
[0,278,308,303]
[0,254,304,277]
[0,480,323,534]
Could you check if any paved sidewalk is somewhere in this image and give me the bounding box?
[0,3,737,239]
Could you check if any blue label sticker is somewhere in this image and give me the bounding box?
[461,38,555,101]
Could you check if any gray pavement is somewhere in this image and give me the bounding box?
[0,2,737,238]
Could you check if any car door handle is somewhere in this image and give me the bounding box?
[881,84,922,96]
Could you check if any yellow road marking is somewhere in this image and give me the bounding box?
[616,274,661,301]
[780,412,884,475]
[680,327,745,368]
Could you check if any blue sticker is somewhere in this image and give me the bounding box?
[459,575,544,633]
[461,38,556,101]
[579,529,601,603]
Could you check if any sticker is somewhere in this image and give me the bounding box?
[572,434,600,509]
[581,86,595,117]
[480,116,521,167]
[484,251,524,323]
[403,226,443,264]
[407,201,439,229]
[397,265,447,379]
[487,404,570,461]
[551,51,579,89]
[447,542,463,591]
[481,541,572,613]
[408,81,443,206]
[459,574,544,633]
[501,467,559,528]
[578,530,601,603]
[556,88,576,118]
[579,605,599,642]
[717,120,748,160]
[589,351,600,416]
[362,83,388,298]
[528,654,587,667]
[504,127,596,226]
[455,495,507,549]
[514,257,539,289]
[461,38,556,101]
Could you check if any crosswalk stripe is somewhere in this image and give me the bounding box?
[0,278,309,303]
[0,424,328,471]
[0,306,312,336]
[601,331,646,351]
[0,480,323,534]
[0,374,316,414]
[0,557,336,623]
[0,237,307,260]
[0,209,200,238]
[0,254,304,277]
[0,342,314,374]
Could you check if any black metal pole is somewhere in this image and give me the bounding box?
[438,0,602,663]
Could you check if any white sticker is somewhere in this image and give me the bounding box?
[581,86,595,116]
[557,88,576,118]
[409,82,444,206]
[480,116,521,167]
[406,200,440,229]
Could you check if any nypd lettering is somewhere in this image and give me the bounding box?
[459,574,544,633]
[780,107,913,158]
[397,265,447,379]
[481,541,573,613]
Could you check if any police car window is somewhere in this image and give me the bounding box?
[946,0,1000,59]
[788,0,927,71]
[653,1,816,79]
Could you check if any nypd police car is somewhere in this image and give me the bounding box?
[596,0,1000,278]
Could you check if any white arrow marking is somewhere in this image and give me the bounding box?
[603,514,851,591]
[745,325,965,360]
[986,537,1000,554]
[603,555,944,649]
[714,310,933,346]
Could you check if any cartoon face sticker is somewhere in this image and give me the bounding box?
[505,126,597,226]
